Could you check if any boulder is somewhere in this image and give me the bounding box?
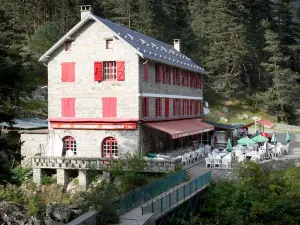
[220,117,228,123]
[252,116,261,121]
[242,114,250,119]
[43,216,65,225]
[222,106,228,112]
[66,178,84,197]
[51,203,73,223]
[0,201,27,225]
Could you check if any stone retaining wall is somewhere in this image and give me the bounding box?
[211,157,300,181]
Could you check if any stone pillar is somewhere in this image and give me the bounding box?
[79,170,90,190]
[33,168,42,185]
[57,169,71,190]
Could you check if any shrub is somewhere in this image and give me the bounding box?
[12,166,31,183]
[41,175,56,185]
[27,195,43,216]
[0,184,24,204]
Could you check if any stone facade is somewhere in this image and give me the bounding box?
[21,132,48,163]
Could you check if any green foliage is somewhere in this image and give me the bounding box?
[0,184,24,204]
[27,195,43,217]
[77,180,120,224]
[12,166,31,184]
[41,175,56,185]
[198,163,300,225]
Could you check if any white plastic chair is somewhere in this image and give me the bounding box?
[213,157,221,168]
[221,158,231,168]
[182,153,190,165]
[205,158,213,168]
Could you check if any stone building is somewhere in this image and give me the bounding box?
[36,5,213,161]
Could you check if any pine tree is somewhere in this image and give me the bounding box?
[199,0,249,95]
[261,24,299,122]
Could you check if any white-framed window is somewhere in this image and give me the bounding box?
[62,136,76,156]
[103,61,117,80]
[102,137,118,158]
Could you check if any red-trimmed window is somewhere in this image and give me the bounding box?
[167,67,171,84]
[103,61,116,80]
[173,99,176,116]
[165,98,169,117]
[102,97,117,117]
[173,68,177,85]
[106,39,113,49]
[155,98,162,116]
[61,98,75,117]
[61,62,75,82]
[142,97,149,117]
[62,136,76,156]
[199,74,202,89]
[156,64,162,83]
[163,65,167,84]
[177,99,181,115]
[102,137,118,158]
[143,62,149,81]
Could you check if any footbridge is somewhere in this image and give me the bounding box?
[67,161,211,225]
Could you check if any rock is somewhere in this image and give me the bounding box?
[0,201,27,225]
[43,216,65,225]
[52,203,73,223]
[242,114,250,119]
[45,204,53,217]
[252,116,261,121]
[220,117,228,123]
[27,217,43,225]
[222,106,228,112]
[66,178,83,197]
[12,106,22,113]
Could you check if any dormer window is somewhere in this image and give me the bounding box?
[106,39,113,49]
[64,41,72,51]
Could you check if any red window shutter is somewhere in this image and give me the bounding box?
[181,100,184,115]
[110,97,117,117]
[68,98,75,117]
[156,98,159,117]
[146,98,149,117]
[194,101,197,114]
[173,99,176,115]
[156,64,162,83]
[143,62,149,81]
[61,98,69,117]
[61,62,75,82]
[165,98,169,117]
[159,98,162,116]
[177,70,181,86]
[168,67,171,84]
[190,100,193,115]
[182,71,185,86]
[117,61,125,81]
[173,68,176,85]
[200,74,202,89]
[142,97,145,117]
[94,62,103,81]
[102,98,110,117]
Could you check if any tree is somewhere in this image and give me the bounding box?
[261,22,299,122]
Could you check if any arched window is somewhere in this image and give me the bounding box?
[102,137,118,158]
[62,136,77,156]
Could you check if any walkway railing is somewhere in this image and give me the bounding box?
[111,170,186,215]
[141,171,211,216]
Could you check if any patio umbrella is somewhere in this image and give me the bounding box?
[238,137,256,145]
[286,131,291,143]
[260,132,271,139]
[255,130,260,136]
[271,132,277,144]
[252,135,269,143]
[226,138,232,152]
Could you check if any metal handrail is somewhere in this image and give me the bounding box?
[141,171,211,216]
[110,170,186,215]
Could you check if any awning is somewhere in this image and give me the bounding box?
[205,121,239,130]
[144,119,214,139]
[257,120,274,128]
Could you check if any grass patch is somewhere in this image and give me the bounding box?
[21,100,47,112]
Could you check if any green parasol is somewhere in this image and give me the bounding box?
[255,130,260,136]
[226,138,232,152]
[238,137,256,145]
[286,131,291,144]
[251,135,269,143]
[271,132,277,144]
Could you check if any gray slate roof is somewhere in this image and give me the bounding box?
[0,118,48,130]
[95,16,205,73]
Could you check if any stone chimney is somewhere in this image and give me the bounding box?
[80,5,92,20]
[173,39,180,52]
